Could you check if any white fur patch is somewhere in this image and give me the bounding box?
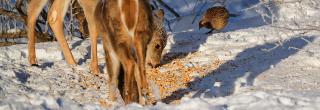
[48,0,71,24]
[50,10,58,23]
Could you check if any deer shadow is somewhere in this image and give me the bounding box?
[161,36,315,103]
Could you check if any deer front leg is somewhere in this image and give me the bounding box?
[101,32,121,102]
[89,27,99,74]
[27,0,48,66]
[134,31,152,105]
[78,0,100,74]
[48,0,76,65]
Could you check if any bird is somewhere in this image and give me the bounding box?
[199,6,230,34]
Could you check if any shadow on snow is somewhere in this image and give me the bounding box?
[162,0,279,64]
[162,36,315,103]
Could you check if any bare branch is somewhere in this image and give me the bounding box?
[0,31,26,39]
[272,25,320,32]
[0,31,53,42]
[0,8,25,22]
[155,0,180,18]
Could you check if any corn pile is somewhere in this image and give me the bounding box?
[147,52,222,104]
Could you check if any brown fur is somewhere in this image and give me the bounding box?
[28,0,76,66]
[122,0,138,30]
[95,0,153,104]
[146,9,167,68]
[27,0,163,75]
[199,6,229,33]
[27,0,101,74]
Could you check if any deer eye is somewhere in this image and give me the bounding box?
[155,44,161,49]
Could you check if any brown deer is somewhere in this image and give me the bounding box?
[27,0,167,75]
[146,9,167,69]
[95,0,153,104]
[27,0,101,74]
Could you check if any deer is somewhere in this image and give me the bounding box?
[27,0,101,74]
[94,0,154,104]
[27,0,167,75]
[146,9,167,69]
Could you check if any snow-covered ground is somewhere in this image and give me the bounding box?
[1,0,320,109]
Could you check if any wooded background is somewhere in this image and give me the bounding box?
[0,0,181,46]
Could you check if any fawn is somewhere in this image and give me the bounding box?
[146,9,168,69]
[95,0,154,104]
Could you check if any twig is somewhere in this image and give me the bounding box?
[192,0,199,14]
[192,1,207,24]
[288,46,302,50]
[261,43,280,52]
[155,0,180,18]
[0,8,25,22]
[14,0,27,21]
[165,18,173,32]
[300,37,312,44]
[272,25,320,32]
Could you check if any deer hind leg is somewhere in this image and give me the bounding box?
[116,40,140,104]
[27,0,48,65]
[101,31,139,104]
[108,27,139,103]
[47,0,76,65]
[78,0,100,74]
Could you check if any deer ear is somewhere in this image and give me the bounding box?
[154,9,165,20]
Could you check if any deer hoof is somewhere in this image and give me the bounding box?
[31,64,39,67]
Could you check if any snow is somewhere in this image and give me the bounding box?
[1,0,320,109]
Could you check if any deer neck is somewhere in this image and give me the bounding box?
[118,0,139,38]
